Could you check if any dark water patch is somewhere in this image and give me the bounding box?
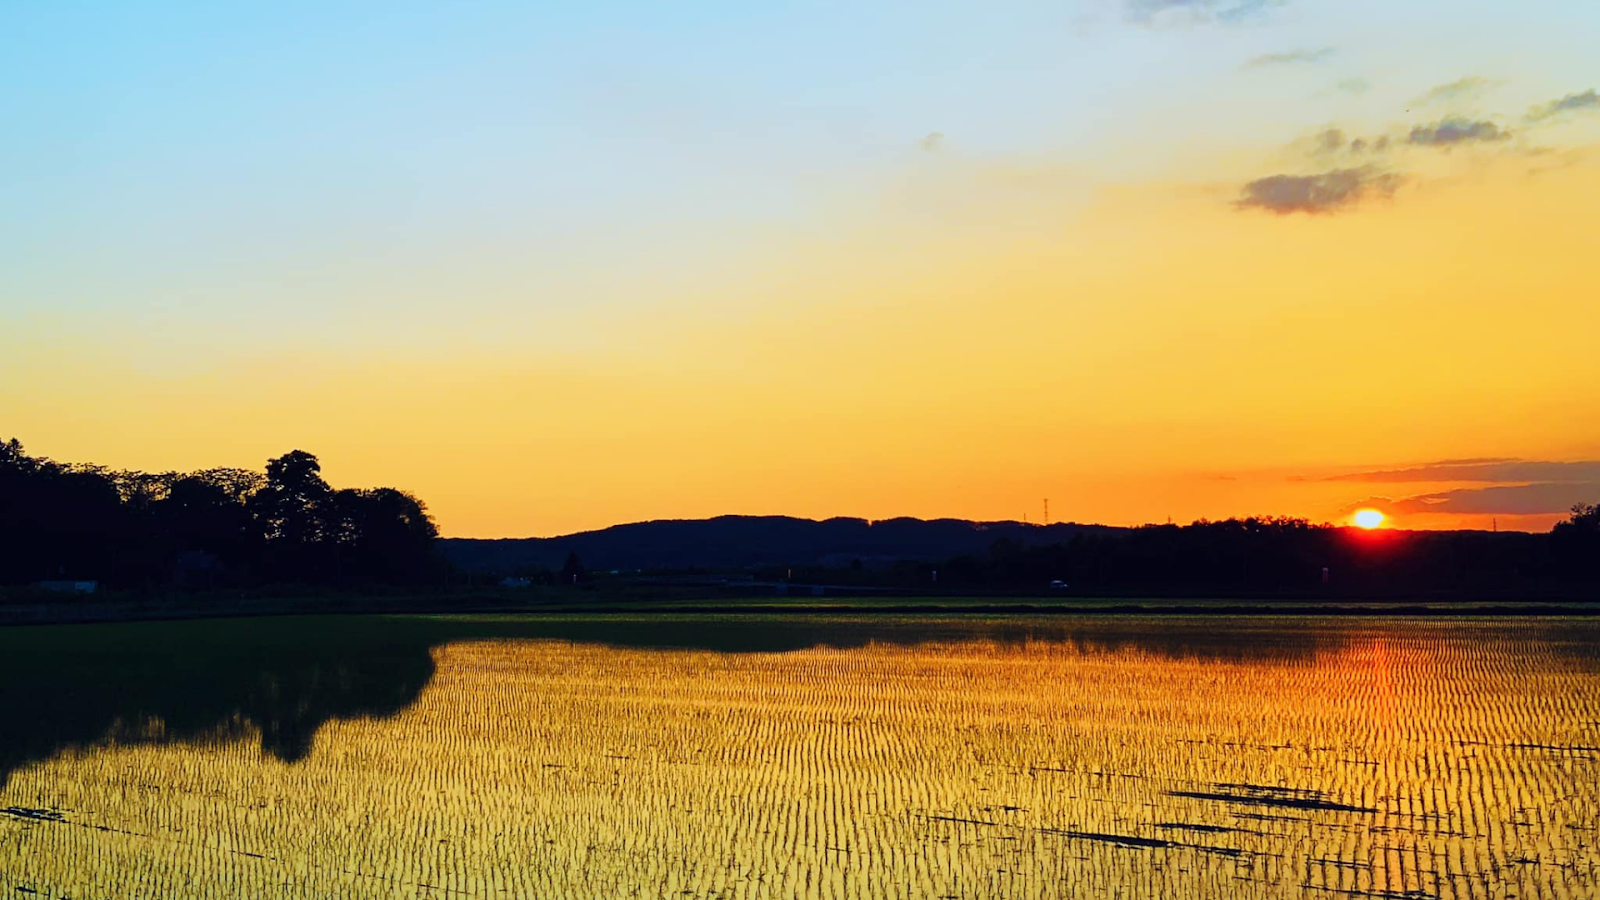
[922,814,1005,828]
[1307,887,1437,900]
[918,814,1245,858]
[0,807,64,824]
[1040,828,1245,858]
[1458,740,1600,756]
[1235,812,1311,823]
[1308,857,1372,870]
[1212,782,1326,796]
[1154,822,1239,834]
[1170,785,1376,814]
[1039,828,1174,850]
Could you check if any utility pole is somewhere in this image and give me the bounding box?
[1043,498,1049,526]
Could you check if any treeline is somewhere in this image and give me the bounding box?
[0,439,441,589]
[758,513,1600,596]
[6,433,1598,598]
[955,514,1600,593]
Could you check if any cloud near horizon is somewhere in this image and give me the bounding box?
[1345,483,1600,517]
[1326,459,1600,484]
[1235,166,1400,215]
[1328,458,1600,521]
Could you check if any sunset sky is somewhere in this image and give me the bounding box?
[4,0,1598,537]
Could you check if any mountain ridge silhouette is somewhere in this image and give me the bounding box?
[442,514,1119,573]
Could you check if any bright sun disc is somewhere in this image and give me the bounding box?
[1354,509,1385,529]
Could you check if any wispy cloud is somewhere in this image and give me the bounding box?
[1326,459,1600,484]
[1526,89,1600,123]
[1307,128,1388,157]
[1414,77,1502,107]
[1406,118,1510,147]
[1525,145,1594,178]
[1235,166,1400,215]
[1126,0,1282,26]
[1347,134,1388,154]
[1311,128,1348,154]
[1246,47,1335,68]
[1329,78,1370,96]
[1240,81,1569,216]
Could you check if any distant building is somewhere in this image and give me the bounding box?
[499,576,533,589]
[35,580,98,595]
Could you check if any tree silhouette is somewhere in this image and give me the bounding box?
[331,488,441,582]
[1552,503,1600,578]
[0,438,441,590]
[254,451,333,544]
[561,551,589,585]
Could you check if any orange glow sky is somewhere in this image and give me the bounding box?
[3,2,1599,536]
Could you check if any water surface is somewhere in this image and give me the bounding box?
[2,615,1596,898]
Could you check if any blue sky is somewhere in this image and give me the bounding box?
[6,0,1596,335]
[4,1,1599,534]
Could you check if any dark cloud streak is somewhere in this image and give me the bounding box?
[1351,483,1600,517]
[1406,118,1509,147]
[1526,89,1600,123]
[1328,460,1600,484]
[1235,166,1400,215]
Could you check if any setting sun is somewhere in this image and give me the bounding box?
[1354,509,1386,530]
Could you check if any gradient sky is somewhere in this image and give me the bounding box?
[4,0,1599,536]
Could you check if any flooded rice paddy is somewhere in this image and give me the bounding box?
[1,614,1597,899]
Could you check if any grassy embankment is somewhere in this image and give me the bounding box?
[2,582,1596,627]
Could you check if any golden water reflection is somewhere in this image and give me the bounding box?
[2,616,1597,898]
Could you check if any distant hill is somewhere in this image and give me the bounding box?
[442,515,1121,574]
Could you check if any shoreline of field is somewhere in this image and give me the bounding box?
[2,590,1597,628]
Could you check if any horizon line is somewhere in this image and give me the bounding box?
[443,512,1540,542]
